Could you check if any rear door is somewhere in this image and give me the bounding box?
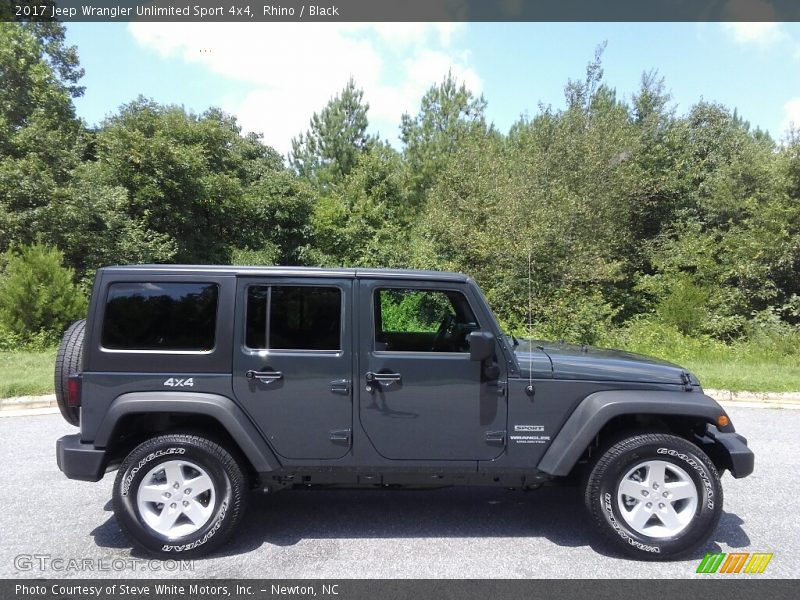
[232,277,353,459]
[357,279,507,460]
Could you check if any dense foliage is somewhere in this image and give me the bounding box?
[0,243,85,346]
[1,24,799,357]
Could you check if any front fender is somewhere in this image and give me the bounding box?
[537,390,732,477]
[94,391,282,473]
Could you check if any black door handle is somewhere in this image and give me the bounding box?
[245,370,283,383]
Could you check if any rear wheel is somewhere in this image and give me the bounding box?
[585,433,722,560]
[112,433,248,557]
[54,319,85,426]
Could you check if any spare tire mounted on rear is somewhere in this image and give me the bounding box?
[54,319,85,426]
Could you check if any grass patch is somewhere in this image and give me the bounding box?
[601,320,800,393]
[677,358,800,393]
[0,349,56,398]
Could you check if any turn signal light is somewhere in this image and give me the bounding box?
[717,415,730,428]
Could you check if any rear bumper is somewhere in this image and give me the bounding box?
[699,425,755,479]
[56,434,106,482]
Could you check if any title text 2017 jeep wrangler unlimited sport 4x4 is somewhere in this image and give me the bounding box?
[55,266,753,559]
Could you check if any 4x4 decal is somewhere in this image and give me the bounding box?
[163,377,194,388]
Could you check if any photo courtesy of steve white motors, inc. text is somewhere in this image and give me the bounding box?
[13,3,341,19]
[14,583,340,597]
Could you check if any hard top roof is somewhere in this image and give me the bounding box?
[99,265,469,282]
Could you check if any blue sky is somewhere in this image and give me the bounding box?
[65,22,800,155]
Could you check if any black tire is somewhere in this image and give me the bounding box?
[112,433,249,558]
[54,319,85,426]
[584,433,722,560]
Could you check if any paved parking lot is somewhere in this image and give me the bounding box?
[0,405,797,579]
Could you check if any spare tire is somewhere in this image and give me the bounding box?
[54,319,85,426]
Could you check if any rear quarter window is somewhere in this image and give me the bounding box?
[101,282,219,351]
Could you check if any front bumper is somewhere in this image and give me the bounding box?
[56,434,106,482]
[698,425,755,478]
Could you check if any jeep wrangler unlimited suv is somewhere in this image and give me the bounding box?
[55,265,753,559]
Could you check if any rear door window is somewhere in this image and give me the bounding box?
[246,285,342,351]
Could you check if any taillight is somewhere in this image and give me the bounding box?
[67,374,82,408]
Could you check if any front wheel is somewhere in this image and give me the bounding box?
[585,433,723,560]
[112,434,248,558]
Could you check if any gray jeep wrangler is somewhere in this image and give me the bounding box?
[55,265,753,559]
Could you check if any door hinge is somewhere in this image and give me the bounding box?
[330,429,351,445]
[485,430,506,445]
[330,379,351,395]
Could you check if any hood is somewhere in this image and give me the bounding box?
[514,339,696,386]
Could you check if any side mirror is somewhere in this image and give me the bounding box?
[469,331,495,362]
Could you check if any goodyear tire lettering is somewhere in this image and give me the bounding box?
[121,447,186,497]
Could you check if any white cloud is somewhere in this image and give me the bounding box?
[128,23,480,155]
[720,22,786,45]
[369,23,461,50]
[782,97,800,133]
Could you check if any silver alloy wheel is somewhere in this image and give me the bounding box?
[616,459,699,538]
[136,460,216,538]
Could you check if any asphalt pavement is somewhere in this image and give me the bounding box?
[0,405,797,579]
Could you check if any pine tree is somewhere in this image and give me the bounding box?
[289,78,373,187]
[0,244,86,338]
[400,72,488,202]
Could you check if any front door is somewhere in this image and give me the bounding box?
[232,278,353,460]
[357,280,507,460]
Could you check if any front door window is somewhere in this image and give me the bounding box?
[374,288,479,353]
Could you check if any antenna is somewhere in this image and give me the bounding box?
[526,251,535,397]
[528,251,533,344]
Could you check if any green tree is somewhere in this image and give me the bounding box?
[0,243,86,339]
[290,78,373,187]
[77,99,300,267]
[310,143,413,268]
[236,170,315,265]
[638,102,786,338]
[422,51,640,340]
[400,72,488,202]
[0,22,83,251]
[625,70,680,246]
[53,163,178,278]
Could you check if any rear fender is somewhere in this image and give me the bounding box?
[94,391,281,473]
